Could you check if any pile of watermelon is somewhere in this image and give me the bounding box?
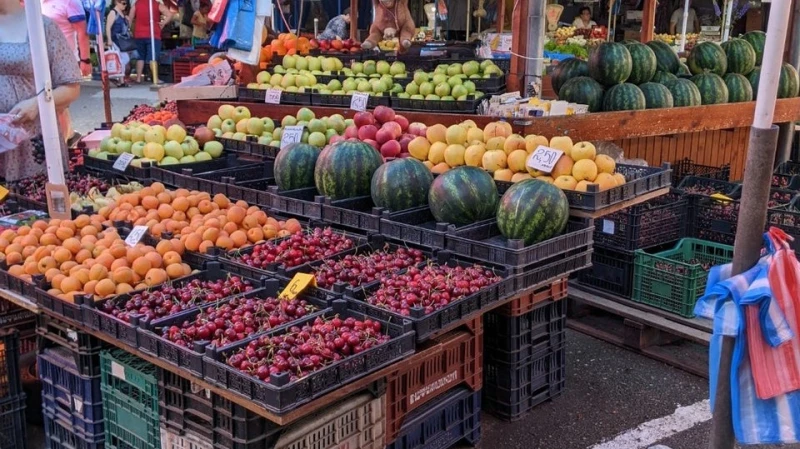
[554,31,799,112]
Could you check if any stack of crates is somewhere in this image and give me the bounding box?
[0,301,36,355]
[37,314,105,449]
[0,329,26,449]
[100,350,160,449]
[482,280,568,421]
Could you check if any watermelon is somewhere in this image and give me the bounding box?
[722,73,753,103]
[370,158,433,212]
[646,40,680,74]
[623,42,657,84]
[664,79,702,107]
[428,166,498,226]
[552,58,589,97]
[602,83,646,111]
[677,63,692,76]
[274,143,320,191]
[558,76,605,112]
[748,64,800,100]
[691,73,729,105]
[315,140,384,200]
[720,38,756,75]
[687,42,727,76]
[589,42,633,87]
[742,30,766,65]
[639,82,674,109]
[652,71,679,84]
[496,179,569,245]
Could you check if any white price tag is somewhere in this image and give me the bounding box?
[125,225,149,247]
[602,219,615,235]
[265,88,282,104]
[113,153,135,171]
[526,146,565,173]
[280,125,304,149]
[111,361,126,381]
[350,92,369,111]
[66,330,78,342]
[73,398,84,413]
[549,101,569,116]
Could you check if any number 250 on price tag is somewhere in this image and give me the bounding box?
[280,125,305,149]
[350,92,369,112]
[526,146,564,173]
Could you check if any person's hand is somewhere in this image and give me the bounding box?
[9,98,38,124]
[401,39,412,49]
[80,62,92,77]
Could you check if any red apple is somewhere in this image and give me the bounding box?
[353,111,375,128]
[375,128,394,145]
[329,135,345,145]
[398,152,412,158]
[408,122,427,137]
[373,106,396,124]
[382,122,403,140]
[399,134,415,153]
[344,125,359,139]
[193,126,216,146]
[394,115,409,131]
[364,139,379,151]
[357,124,378,141]
[380,140,401,158]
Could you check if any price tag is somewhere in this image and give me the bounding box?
[111,361,126,381]
[280,125,304,149]
[125,225,149,247]
[279,273,317,300]
[602,219,615,235]
[113,153,136,171]
[0,185,8,201]
[73,398,84,413]
[265,88,282,104]
[350,92,369,111]
[549,101,569,116]
[526,146,565,173]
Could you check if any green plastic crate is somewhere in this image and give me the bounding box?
[100,350,160,449]
[633,238,734,317]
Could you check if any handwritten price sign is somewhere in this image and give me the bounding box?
[526,146,565,173]
[350,92,369,111]
[113,153,136,171]
[280,125,305,149]
[265,88,282,104]
[124,225,149,247]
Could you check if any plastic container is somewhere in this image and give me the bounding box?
[0,261,37,299]
[577,246,636,298]
[674,176,741,196]
[39,347,104,436]
[0,329,21,402]
[671,158,730,185]
[310,91,391,108]
[484,299,566,366]
[493,278,568,317]
[774,160,800,175]
[203,301,414,415]
[321,195,383,233]
[383,329,482,444]
[35,276,85,325]
[0,394,26,449]
[43,404,105,449]
[385,387,481,449]
[771,173,800,189]
[633,238,734,317]
[36,314,104,377]
[238,87,312,105]
[593,193,688,251]
[194,161,275,183]
[380,206,493,250]
[0,307,36,329]
[160,427,213,449]
[389,94,486,114]
[218,136,280,160]
[268,186,325,220]
[767,199,800,254]
[101,350,161,449]
[484,343,566,392]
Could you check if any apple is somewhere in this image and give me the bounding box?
[364,139,379,151]
[233,132,247,141]
[166,124,187,142]
[218,105,235,121]
[203,141,224,158]
[131,141,146,157]
[220,119,237,133]
[160,156,180,166]
[115,140,133,154]
[375,128,394,145]
[119,127,132,142]
[195,151,213,162]
[232,106,251,123]
[373,106,396,124]
[382,122,403,140]
[408,122,427,137]
[193,126,216,146]
[380,140,401,158]
[246,117,265,136]
[144,129,164,145]
[353,111,375,128]
[180,155,197,164]
[357,124,378,141]
[130,127,146,142]
[394,115,409,131]
[399,134,415,153]
[164,140,184,159]
[344,125,359,139]
[329,135,346,145]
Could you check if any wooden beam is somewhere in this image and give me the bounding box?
[497,0,506,34]
[350,0,358,41]
[640,0,656,42]
[508,0,529,93]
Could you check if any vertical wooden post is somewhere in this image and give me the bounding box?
[351,0,358,41]
[509,0,529,92]
[640,0,656,42]
[497,0,506,33]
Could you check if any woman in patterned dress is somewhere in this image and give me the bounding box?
[0,0,82,182]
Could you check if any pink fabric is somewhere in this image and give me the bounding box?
[41,0,86,60]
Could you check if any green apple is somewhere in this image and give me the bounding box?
[88,148,102,158]
[233,132,247,141]
[376,60,390,75]
[307,118,327,133]
[195,151,212,162]
[281,116,297,127]
[447,76,463,87]
[246,117,265,136]
[434,83,451,97]
[463,80,477,94]
[325,128,337,141]
[221,119,237,133]
[390,61,406,76]
[352,62,364,74]
[308,131,327,147]
[130,127,146,142]
[296,107,315,121]
[397,92,410,99]
[413,71,429,85]
[164,140,184,159]
[262,118,275,133]
[159,156,180,166]
[425,94,441,101]
[258,136,271,145]
[410,94,424,99]
[451,85,468,99]
[204,141,224,158]
[363,61,377,75]
[405,83,419,95]
[447,63,463,76]
[179,155,196,164]
[99,137,113,152]
[116,140,133,154]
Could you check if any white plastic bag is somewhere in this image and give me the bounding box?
[104,45,124,78]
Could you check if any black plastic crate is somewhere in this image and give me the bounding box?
[0,262,37,299]
[194,161,274,182]
[0,308,36,329]
[238,87,312,105]
[36,314,104,377]
[671,158,730,185]
[43,404,104,449]
[577,246,637,298]
[380,206,493,250]
[771,173,800,189]
[674,176,741,196]
[310,91,391,108]
[225,179,276,209]
[389,94,485,114]
[268,186,324,220]
[218,137,280,160]
[513,248,593,294]
[150,167,229,195]
[484,344,566,393]
[345,251,512,343]
[35,281,84,325]
[0,394,27,449]
[775,160,800,176]
[202,300,415,414]
[81,149,152,180]
[385,387,481,449]
[593,193,688,251]
[484,299,566,365]
[0,329,21,401]
[321,195,383,233]
[39,347,104,436]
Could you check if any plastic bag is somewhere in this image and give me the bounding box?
[104,46,124,78]
[0,114,32,154]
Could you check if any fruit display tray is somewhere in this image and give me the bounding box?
[389,94,486,114]
[137,278,334,377]
[222,177,276,209]
[577,245,637,298]
[191,160,274,183]
[237,87,312,105]
[379,205,494,250]
[345,251,512,343]
[593,193,688,251]
[0,261,37,300]
[202,300,415,414]
[36,314,104,377]
[218,136,280,159]
[310,92,391,109]
[767,197,800,254]
[774,160,800,176]
[149,167,231,196]
[386,387,481,449]
[268,186,325,220]
[81,147,151,180]
[320,195,383,233]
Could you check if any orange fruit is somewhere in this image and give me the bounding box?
[55,227,74,241]
[247,227,264,243]
[144,252,163,269]
[285,219,302,234]
[172,197,190,212]
[198,240,214,253]
[142,195,159,210]
[75,249,92,264]
[95,279,117,297]
[37,256,57,273]
[162,251,181,266]
[169,239,185,255]
[60,276,82,294]
[23,261,39,276]
[151,182,166,194]
[144,268,167,286]
[59,261,78,275]
[132,258,153,277]
[44,267,61,282]
[166,263,185,279]
[230,230,248,248]
[89,265,109,282]
[109,244,127,259]
[202,228,220,243]
[157,192,172,204]
[95,253,114,269]
[156,240,173,256]
[72,268,90,285]
[112,267,134,285]
[83,279,98,295]
[215,236,234,251]
[110,258,129,271]
[227,206,246,225]
[184,233,202,252]
[213,193,230,209]
[158,204,175,219]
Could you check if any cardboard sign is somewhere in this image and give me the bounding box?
[602,219,615,235]
[279,273,317,300]
[280,125,305,149]
[265,88,282,104]
[350,92,370,111]
[124,225,149,247]
[113,153,135,171]
[526,146,565,173]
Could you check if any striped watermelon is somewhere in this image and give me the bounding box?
[603,83,646,111]
[722,73,753,103]
[274,143,320,191]
[646,40,680,74]
[720,38,756,75]
[639,82,674,109]
[664,79,702,107]
[652,71,679,84]
[496,179,569,245]
[552,58,589,97]
[315,140,384,200]
[428,166,498,226]
[748,64,800,99]
[742,30,766,65]
[371,158,433,212]
[623,42,657,84]
[691,73,729,105]
[677,63,692,76]
[559,76,605,113]
[589,42,632,87]
[687,42,727,76]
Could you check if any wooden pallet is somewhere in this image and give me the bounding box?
[568,282,711,378]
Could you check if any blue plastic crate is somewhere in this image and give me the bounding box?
[386,388,481,449]
[0,394,26,449]
[38,347,104,423]
[44,406,105,449]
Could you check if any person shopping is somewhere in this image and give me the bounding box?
[190,0,212,46]
[129,0,174,83]
[0,0,82,182]
[318,8,351,40]
[106,0,134,87]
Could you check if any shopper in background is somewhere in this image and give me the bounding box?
[129,0,175,83]
[191,0,212,46]
[41,0,92,77]
[106,0,133,87]
[0,0,82,181]
[669,0,700,34]
[572,7,597,29]
[317,8,351,40]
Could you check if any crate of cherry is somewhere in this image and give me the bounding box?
[345,250,511,342]
[670,158,730,186]
[37,314,105,377]
[82,262,262,352]
[767,197,800,253]
[383,327,482,445]
[203,300,414,414]
[386,387,481,449]
[593,193,688,251]
[137,277,334,377]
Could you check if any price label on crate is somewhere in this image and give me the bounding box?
[602,219,615,235]
[279,273,317,301]
[280,125,304,149]
[124,225,149,247]
[265,88,282,104]
[350,92,369,111]
[526,146,564,173]
[112,152,135,172]
[111,361,127,381]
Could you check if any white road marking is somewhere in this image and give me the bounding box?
[589,399,712,449]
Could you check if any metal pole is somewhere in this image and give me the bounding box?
[722,0,734,42]
[94,9,113,124]
[527,0,546,98]
[679,0,691,52]
[708,1,792,448]
[778,1,800,162]
[148,0,158,85]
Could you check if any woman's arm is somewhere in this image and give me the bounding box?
[11,84,81,123]
[159,3,176,27]
[106,10,117,45]
[190,10,201,26]
[128,5,136,24]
